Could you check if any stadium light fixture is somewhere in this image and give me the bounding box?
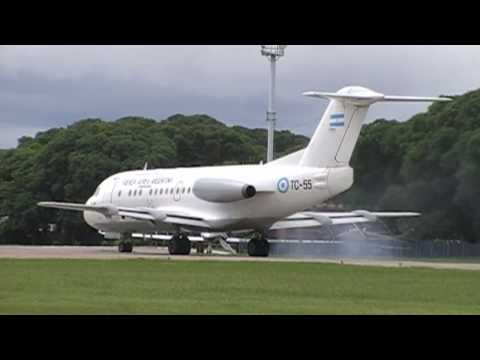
[261,45,287,163]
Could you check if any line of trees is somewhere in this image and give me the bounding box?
[339,88,480,242]
[0,114,307,244]
[1,87,480,244]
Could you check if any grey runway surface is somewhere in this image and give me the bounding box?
[1,245,480,270]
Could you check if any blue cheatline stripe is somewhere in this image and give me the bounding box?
[330,113,344,119]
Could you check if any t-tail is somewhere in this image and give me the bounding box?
[299,86,450,168]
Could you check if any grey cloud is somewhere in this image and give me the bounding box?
[1,45,479,149]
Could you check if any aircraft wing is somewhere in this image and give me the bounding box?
[269,210,420,231]
[132,233,205,242]
[39,202,125,217]
[38,202,212,229]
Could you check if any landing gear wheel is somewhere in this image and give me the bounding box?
[247,237,270,257]
[118,241,133,253]
[168,233,192,255]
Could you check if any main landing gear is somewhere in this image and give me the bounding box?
[168,233,192,255]
[247,236,270,257]
[118,233,133,253]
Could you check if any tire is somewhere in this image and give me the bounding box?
[180,236,191,255]
[124,242,133,253]
[168,234,191,255]
[168,239,175,254]
[247,240,256,256]
[247,238,269,257]
[261,240,270,257]
[118,241,133,253]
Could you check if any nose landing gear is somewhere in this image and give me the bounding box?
[118,233,133,253]
[118,241,133,253]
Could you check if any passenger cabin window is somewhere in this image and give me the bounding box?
[159,189,163,195]
[133,190,137,196]
[118,190,122,197]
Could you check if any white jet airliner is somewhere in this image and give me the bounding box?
[38,86,450,256]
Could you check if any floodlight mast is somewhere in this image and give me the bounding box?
[261,45,287,163]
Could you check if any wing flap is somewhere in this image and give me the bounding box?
[118,211,156,222]
[270,210,420,230]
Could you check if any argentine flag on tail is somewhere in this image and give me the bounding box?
[329,113,344,128]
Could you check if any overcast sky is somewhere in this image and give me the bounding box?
[1,45,479,149]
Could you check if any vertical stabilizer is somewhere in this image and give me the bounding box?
[299,86,449,168]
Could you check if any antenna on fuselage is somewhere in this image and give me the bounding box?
[143,162,148,170]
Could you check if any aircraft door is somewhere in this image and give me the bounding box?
[146,187,154,208]
[174,181,184,202]
[108,178,119,203]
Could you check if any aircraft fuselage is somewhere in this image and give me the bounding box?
[83,164,353,234]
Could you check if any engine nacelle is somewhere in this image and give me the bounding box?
[193,178,256,203]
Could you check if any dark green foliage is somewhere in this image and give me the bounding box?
[339,89,480,242]
[2,87,480,244]
[0,114,307,244]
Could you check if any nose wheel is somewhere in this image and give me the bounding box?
[118,241,133,253]
[247,237,270,257]
[168,233,192,255]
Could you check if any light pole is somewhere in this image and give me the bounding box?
[261,45,287,163]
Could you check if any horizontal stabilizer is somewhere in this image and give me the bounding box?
[382,95,451,102]
[303,89,451,105]
[303,91,384,104]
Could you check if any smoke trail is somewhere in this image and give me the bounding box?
[268,222,408,260]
